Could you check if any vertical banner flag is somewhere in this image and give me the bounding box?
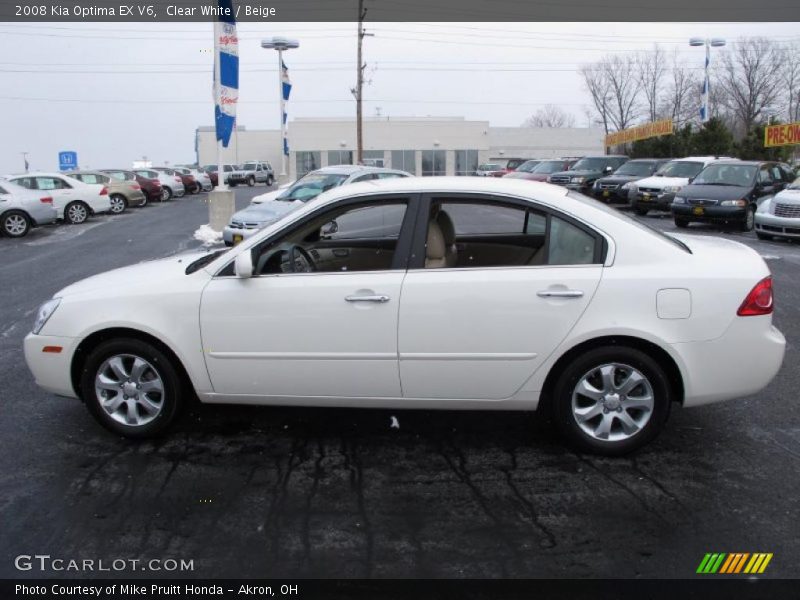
[214,0,238,147]
[699,45,710,123]
[281,59,292,156]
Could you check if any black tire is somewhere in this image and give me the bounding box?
[756,231,773,241]
[161,187,173,202]
[229,181,237,188]
[247,175,255,187]
[740,206,755,232]
[266,175,274,186]
[64,201,90,224]
[191,183,201,195]
[80,338,185,438]
[109,194,127,214]
[1,210,31,238]
[674,217,690,229]
[634,206,649,216]
[550,346,672,456]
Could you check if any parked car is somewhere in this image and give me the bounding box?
[100,169,162,205]
[176,166,213,193]
[0,178,57,238]
[133,168,185,201]
[8,172,111,224]
[548,155,629,192]
[493,158,529,177]
[502,159,543,180]
[68,170,146,214]
[524,158,581,182]
[630,156,734,215]
[223,165,410,245]
[591,158,671,203]
[201,164,238,187]
[155,167,197,195]
[228,161,275,187]
[672,161,796,231]
[755,176,800,240]
[24,177,785,455]
[475,163,505,177]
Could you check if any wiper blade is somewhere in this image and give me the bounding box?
[185,250,226,275]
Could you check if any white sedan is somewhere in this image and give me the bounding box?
[8,172,112,224]
[23,177,785,454]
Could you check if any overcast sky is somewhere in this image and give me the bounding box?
[0,21,797,173]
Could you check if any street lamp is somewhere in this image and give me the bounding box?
[689,37,726,123]
[261,36,299,179]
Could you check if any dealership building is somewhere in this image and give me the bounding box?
[195,116,604,179]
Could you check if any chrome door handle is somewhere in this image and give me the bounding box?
[537,290,584,298]
[345,294,390,303]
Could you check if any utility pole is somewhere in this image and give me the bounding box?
[355,0,373,164]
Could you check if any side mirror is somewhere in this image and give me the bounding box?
[321,220,338,237]
[234,251,254,278]
[605,166,614,173]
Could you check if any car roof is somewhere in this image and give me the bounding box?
[311,165,409,176]
[712,160,773,166]
[8,172,74,178]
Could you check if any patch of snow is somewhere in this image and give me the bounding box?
[193,224,222,247]
[390,416,400,430]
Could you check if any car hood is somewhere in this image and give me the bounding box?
[503,172,538,180]
[596,175,642,185]
[56,251,213,297]
[678,184,753,201]
[231,199,302,223]
[772,188,800,204]
[634,175,689,188]
[552,169,604,178]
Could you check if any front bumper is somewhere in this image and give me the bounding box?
[755,212,800,238]
[24,333,79,398]
[228,174,252,184]
[565,182,592,192]
[222,225,259,245]
[672,204,746,223]
[592,187,628,203]
[633,191,675,210]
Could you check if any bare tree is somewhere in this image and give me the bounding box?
[783,42,800,123]
[662,49,699,127]
[522,104,576,128]
[717,38,785,134]
[636,44,667,122]
[581,55,640,135]
[580,64,612,134]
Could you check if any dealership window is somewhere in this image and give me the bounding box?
[422,150,446,176]
[296,152,320,177]
[423,199,598,269]
[391,150,416,174]
[362,150,385,167]
[455,150,479,176]
[327,150,353,166]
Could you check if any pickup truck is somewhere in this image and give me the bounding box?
[228,161,275,187]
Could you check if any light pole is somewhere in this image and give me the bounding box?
[261,36,299,179]
[689,37,726,124]
[21,152,29,173]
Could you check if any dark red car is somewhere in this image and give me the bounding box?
[100,169,163,203]
[491,157,528,177]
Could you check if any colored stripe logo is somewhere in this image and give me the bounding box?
[697,553,773,574]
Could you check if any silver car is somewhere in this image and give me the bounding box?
[755,177,800,241]
[133,168,185,201]
[176,166,213,192]
[0,178,58,238]
[223,165,411,245]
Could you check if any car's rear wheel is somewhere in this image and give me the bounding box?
[191,183,201,194]
[65,201,90,224]
[161,187,172,202]
[247,176,255,187]
[109,194,127,214]
[266,175,274,186]
[756,231,773,241]
[1,210,31,238]
[551,346,672,455]
[741,206,755,232]
[674,217,689,229]
[81,338,184,438]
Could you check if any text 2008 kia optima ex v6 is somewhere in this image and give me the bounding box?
[24,177,785,455]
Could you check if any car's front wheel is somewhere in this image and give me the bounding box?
[741,206,755,232]
[161,187,172,202]
[674,217,689,229]
[634,206,649,216]
[551,346,672,455]
[1,210,31,238]
[81,338,184,438]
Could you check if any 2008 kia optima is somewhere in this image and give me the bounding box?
[24,177,785,455]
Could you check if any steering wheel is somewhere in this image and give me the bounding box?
[288,244,317,273]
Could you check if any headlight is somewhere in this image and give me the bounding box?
[721,199,747,207]
[32,298,61,335]
[673,196,687,204]
[663,186,682,193]
[571,176,585,184]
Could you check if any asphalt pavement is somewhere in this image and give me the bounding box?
[1,187,798,579]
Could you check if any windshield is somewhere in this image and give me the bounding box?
[516,160,540,173]
[656,160,705,178]
[693,164,757,186]
[242,162,258,170]
[572,158,614,171]
[277,173,349,202]
[614,161,656,177]
[224,165,236,172]
[532,160,566,174]
[789,177,800,190]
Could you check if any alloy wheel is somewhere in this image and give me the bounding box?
[110,196,126,214]
[4,213,28,236]
[94,354,165,427]
[67,203,88,224]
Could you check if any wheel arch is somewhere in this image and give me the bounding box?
[538,335,685,413]
[0,208,33,225]
[71,327,196,401]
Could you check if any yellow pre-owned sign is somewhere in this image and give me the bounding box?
[764,122,800,148]
[605,119,674,147]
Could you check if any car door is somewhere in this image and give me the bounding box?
[756,165,776,201]
[397,194,603,400]
[34,176,73,216]
[199,194,418,400]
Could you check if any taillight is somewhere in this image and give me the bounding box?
[131,184,141,190]
[737,276,773,316]
[99,186,108,195]
[40,196,53,204]
[175,177,182,183]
